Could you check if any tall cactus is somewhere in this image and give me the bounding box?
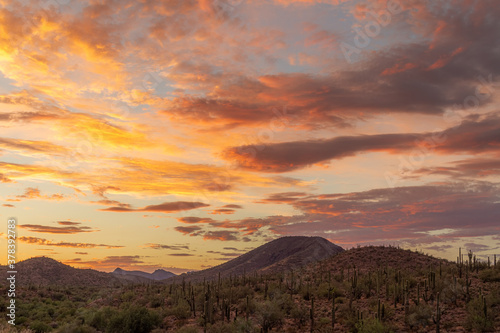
[433,292,441,333]
[310,296,315,333]
[332,294,336,329]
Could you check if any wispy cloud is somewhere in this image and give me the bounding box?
[18,236,123,249]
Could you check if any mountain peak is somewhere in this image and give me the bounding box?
[174,236,343,283]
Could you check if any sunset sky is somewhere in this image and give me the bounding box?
[0,0,499,273]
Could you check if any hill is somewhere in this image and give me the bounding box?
[173,236,344,283]
[0,257,121,287]
[318,245,449,273]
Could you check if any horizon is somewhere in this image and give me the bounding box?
[1,0,499,274]
[7,239,468,275]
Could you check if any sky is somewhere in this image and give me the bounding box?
[0,0,499,273]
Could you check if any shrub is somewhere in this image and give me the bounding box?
[290,304,308,327]
[256,301,284,333]
[30,321,52,333]
[356,317,392,333]
[166,298,191,320]
[175,326,199,333]
[56,323,97,333]
[465,296,494,332]
[406,303,432,330]
[122,306,160,333]
[479,269,500,283]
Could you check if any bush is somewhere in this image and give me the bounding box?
[30,321,52,333]
[56,323,97,333]
[356,317,392,333]
[175,327,199,333]
[123,306,160,333]
[86,305,160,333]
[465,296,494,332]
[166,299,191,320]
[479,269,500,282]
[406,303,432,330]
[256,301,284,333]
[290,304,308,327]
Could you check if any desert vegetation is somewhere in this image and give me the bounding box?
[1,246,499,332]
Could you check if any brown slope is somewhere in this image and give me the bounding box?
[306,245,450,275]
[172,236,344,283]
[0,257,151,287]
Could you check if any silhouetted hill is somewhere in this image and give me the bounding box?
[0,257,122,287]
[307,245,449,275]
[173,236,344,283]
[112,267,175,280]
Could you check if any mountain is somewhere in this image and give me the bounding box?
[111,267,175,281]
[316,245,449,274]
[172,236,344,283]
[0,257,121,287]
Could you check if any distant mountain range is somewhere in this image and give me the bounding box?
[0,236,344,286]
[111,267,176,281]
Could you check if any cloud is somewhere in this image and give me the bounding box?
[63,255,193,273]
[222,204,243,209]
[168,253,194,257]
[8,187,66,201]
[257,192,309,203]
[0,137,68,155]
[144,243,190,250]
[209,208,236,214]
[57,221,81,226]
[224,112,500,172]
[177,216,217,224]
[267,182,500,247]
[90,199,132,209]
[171,181,500,248]
[100,201,209,213]
[18,223,99,234]
[0,173,13,183]
[3,204,14,207]
[463,243,492,253]
[174,226,203,235]
[18,236,123,248]
[424,245,454,252]
[203,230,239,241]
[206,250,241,257]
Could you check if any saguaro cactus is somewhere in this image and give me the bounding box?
[433,292,441,333]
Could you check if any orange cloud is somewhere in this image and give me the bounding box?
[209,208,236,214]
[202,230,239,241]
[18,236,123,249]
[0,137,68,155]
[381,62,417,76]
[144,243,190,250]
[7,187,66,201]
[99,201,209,213]
[426,47,465,71]
[18,223,98,234]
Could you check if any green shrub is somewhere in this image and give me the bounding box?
[406,303,432,329]
[122,306,160,333]
[166,298,191,320]
[175,326,198,333]
[479,269,500,282]
[290,304,308,327]
[465,296,494,332]
[256,300,283,333]
[56,323,97,333]
[356,317,392,333]
[30,321,52,333]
